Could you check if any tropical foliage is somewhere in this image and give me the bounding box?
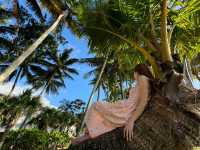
[76,0,200,98]
[1,129,70,150]
[0,91,85,148]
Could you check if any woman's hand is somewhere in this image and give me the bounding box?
[123,120,135,141]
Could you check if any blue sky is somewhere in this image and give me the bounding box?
[45,28,99,107]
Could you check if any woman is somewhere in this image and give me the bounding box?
[72,64,154,144]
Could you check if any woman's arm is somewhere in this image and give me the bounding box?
[124,75,150,141]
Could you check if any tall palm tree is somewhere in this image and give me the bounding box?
[29,49,79,95]
[0,13,65,83]
[0,6,78,96]
[0,24,61,96]
[0,0,80,83]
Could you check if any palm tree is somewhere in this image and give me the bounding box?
[0,13,65,83]
[0,25,61,96]
[81,48,142,101]
[29,49,78,95]
[0,6,78,96]
[77,0,200,77]
[0,0,80,83]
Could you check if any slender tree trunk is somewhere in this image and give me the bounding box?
[7,67,22,97]
[160,0,173,62]
[79,53,109,135]
[0,13,65,83]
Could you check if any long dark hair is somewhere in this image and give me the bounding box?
[134,64,154,80]
[133,64,156,97]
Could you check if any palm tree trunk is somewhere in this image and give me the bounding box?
[0,13,65,83]
[68,94,200,150]
[161,0,173,62]
[7,67,22,97]
[79,53,109,135]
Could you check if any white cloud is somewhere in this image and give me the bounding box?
[0,82,55,108]
[0,82,30,96]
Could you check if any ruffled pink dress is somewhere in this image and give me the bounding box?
[85,80,146,138]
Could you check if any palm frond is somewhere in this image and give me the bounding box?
[0,26,16,34]
[26,0,44,21]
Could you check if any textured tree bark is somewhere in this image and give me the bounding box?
[68,92,200,150]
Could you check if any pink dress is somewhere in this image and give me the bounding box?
[85,82,144,138]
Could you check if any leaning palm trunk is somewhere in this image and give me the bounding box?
[68,91,200,150]
[0,13,65,83]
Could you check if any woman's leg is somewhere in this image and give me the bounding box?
[71,103,97,145]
